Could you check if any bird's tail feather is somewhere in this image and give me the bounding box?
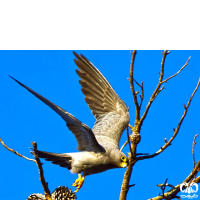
[34,149,72,170]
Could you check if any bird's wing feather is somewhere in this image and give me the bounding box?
[10,76,104,153]
[74,52,128,118]
[73,52,129,147]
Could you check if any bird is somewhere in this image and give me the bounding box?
[10,52,130,192]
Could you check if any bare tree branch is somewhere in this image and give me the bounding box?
[160,178,168,198]
[192,134,198,171]
[131,78,144,108]
[129,50,140,121]
[149,160,200,200]
[161,57,190,84]
[140,50,169,128]
[149,182,180,200]
[120,51,196,200]
[32,142,52,200]
[185,160,200,183]
[0,137,36,162]
[119,50,195,200]
[148,134,200,200]
[119,156,137,200]
[0,137,52,200]
[137,78,200,161]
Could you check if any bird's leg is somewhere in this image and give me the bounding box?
[72,172,85,192]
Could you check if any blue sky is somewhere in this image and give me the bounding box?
[0,51,200,200]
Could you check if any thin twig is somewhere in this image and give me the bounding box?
[129,50,140,121]
[120,140,128,152]
[161,57,191,84]
[148,160,200,200]
[0,138,52,199]
[139,81,144,108]
[149,133,200,200]
[149,184,180,200]
[157,183,175,190]
[136,153,149,156]
[120,124,134,152]
[0,137,36,162]
[133,78,142,87]
[132,78,144,108]
[192,134,198,170]
[193,175,200,183]
[140,52,189,131]
[126,127,133,157]
[133,79,144,108]
[184,160,200,183]
[128,184,135,188]
[137,78,200,161]
[162,179,168,197]
[140,50,169,127]
[32,142,52,200]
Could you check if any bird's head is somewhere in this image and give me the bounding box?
[110,150,129,168]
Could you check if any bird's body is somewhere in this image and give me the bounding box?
[68,151,117,175]
[10,52,130,192]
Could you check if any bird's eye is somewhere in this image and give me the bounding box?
[121,156,126,161]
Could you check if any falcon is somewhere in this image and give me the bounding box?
[10,52,130,192]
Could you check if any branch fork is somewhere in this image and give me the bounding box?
[0,138,52,200]
[120,50,199,200]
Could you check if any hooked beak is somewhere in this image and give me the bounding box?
[120,159,129,168]
[122,162,127,168]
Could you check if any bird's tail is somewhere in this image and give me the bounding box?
[33,149,72,170]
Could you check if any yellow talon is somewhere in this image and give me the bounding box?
[72,173,85,193]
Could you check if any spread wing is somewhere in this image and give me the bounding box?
[9,76,104,153]
[73,52,130,148]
